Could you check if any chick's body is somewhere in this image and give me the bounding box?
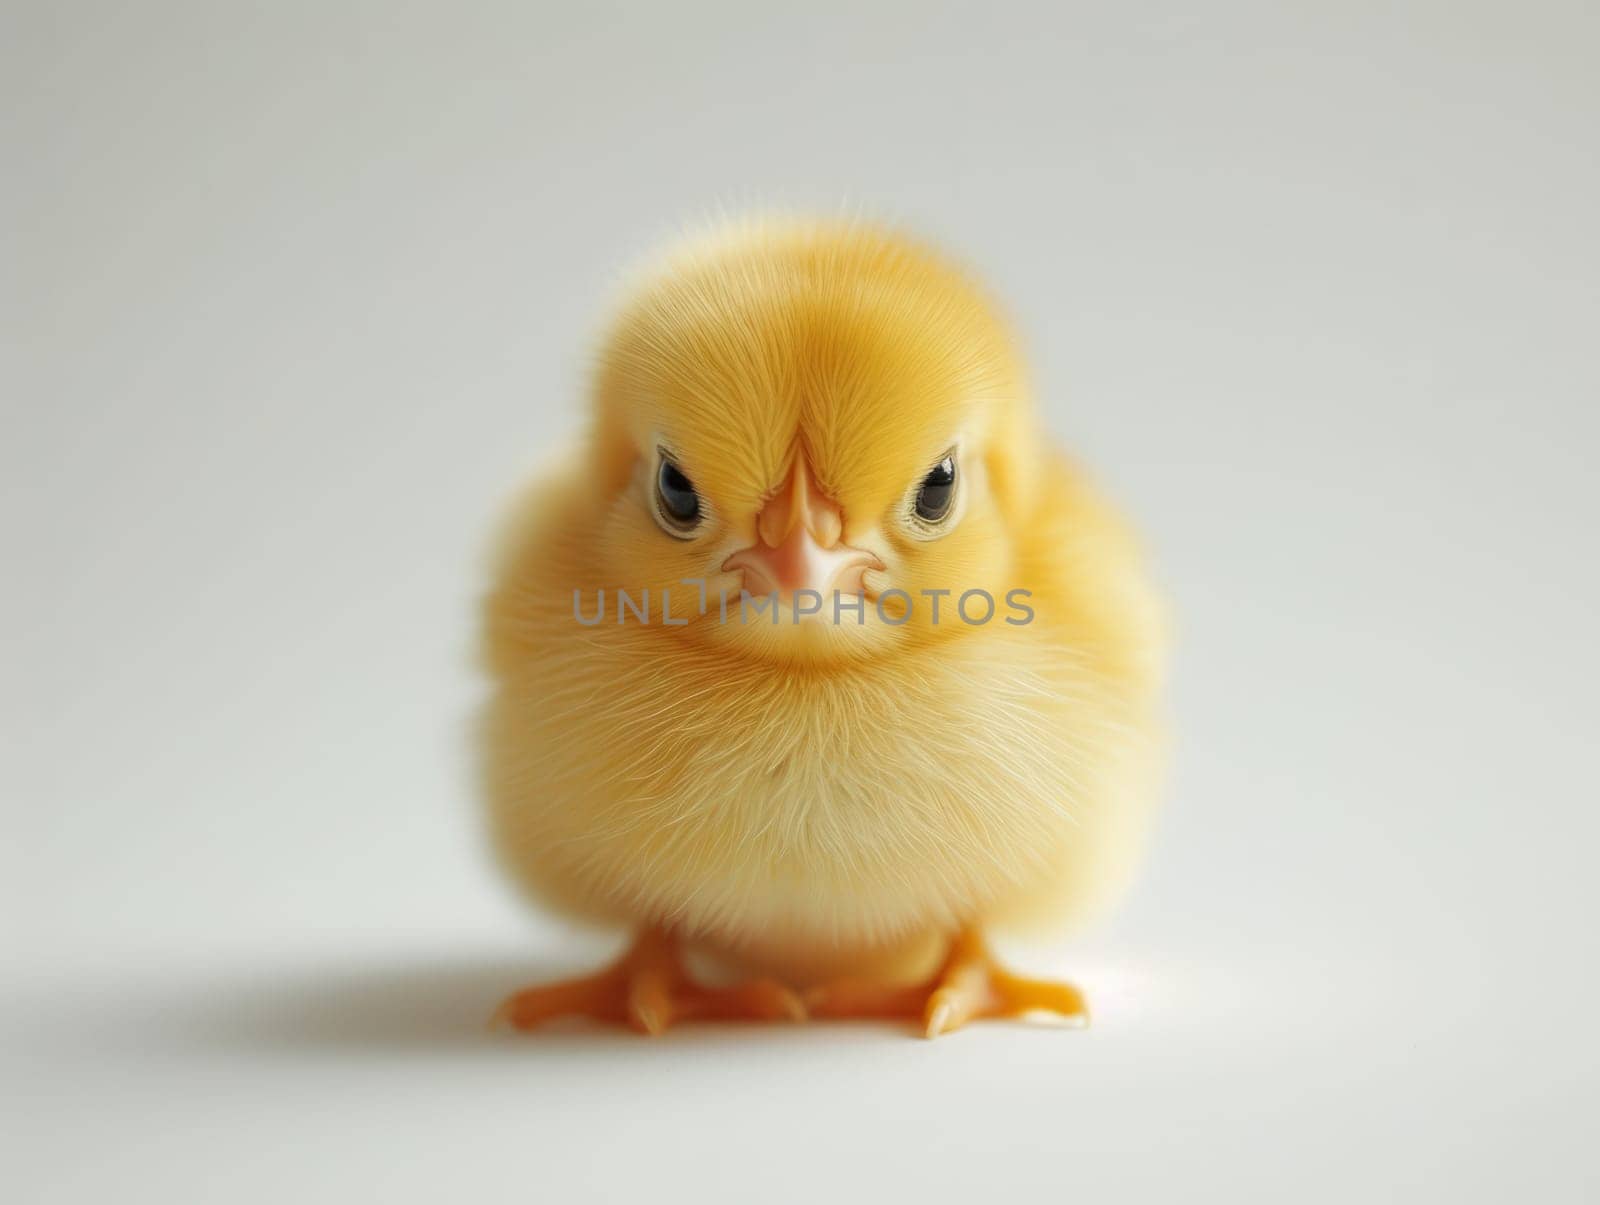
[483,221,1163,1031]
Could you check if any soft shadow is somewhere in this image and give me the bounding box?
[95,947,1155,1058]
[138,956,836,1056]
[135,957,619,1055]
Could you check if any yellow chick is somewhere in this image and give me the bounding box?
[482,218,1164,1037]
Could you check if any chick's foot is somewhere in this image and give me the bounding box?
[492,929,806,1035]
[806,929,1088,1038]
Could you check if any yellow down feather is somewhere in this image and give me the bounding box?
[481,218,1164,985]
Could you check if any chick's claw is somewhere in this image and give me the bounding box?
[807,930,1089,1039]
[492,929,806,1035]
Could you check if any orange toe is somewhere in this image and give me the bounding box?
[494,930,806,1035]
[806,930,1088,1038]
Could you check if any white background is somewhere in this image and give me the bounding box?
[5,2,1597,1200]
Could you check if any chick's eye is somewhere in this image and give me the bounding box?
[654,456,701,534]
[914,454,957,523]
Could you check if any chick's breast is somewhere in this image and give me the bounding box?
[481,447,1163,971]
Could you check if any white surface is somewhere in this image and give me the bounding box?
[5,2,1597,1201]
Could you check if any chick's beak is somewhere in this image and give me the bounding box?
[722,458,882,600]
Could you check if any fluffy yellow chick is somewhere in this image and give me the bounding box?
[482,219,1164,1037]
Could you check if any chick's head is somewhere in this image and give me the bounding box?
[584,220,1040,665]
